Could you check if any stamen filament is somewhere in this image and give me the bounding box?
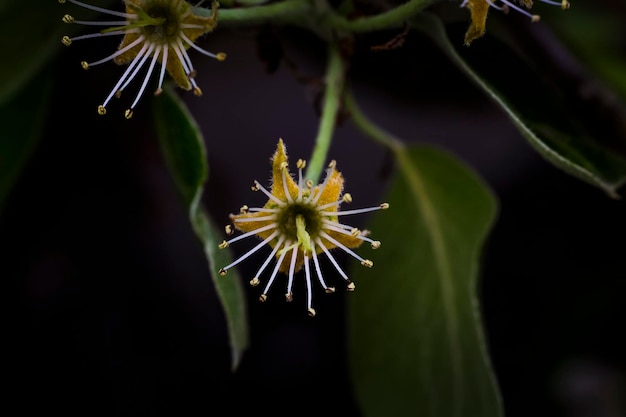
[234,215,277,222]
[304,255,314,316]
[127,44,161,114]
[262,249,289,296]
[118,42,155,95]
[70,20,130,26]
[316,238,350,281]
[219,230,279,274]
[181,32,225,60]
[155,46,169,94]
[310,241,330,290]
[252,236,286,282]
[286,245,298,299]
[254,181,285,206]
[321,203,388,216]
[224,223,277,246]
[85,34,144,68]
[320,231,368,264]
[64,0,136,19]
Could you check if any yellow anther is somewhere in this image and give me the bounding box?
[193,87,203,96]
[225,225,233,235]
[154,88,163,96]
[285,293,293,302]
[97,105,106,116]
[371,241,381,249]
[305,179,313,188]
[361,259,373,268]
[189,69,197,78]
[61,36,71,46]
[350,228,360,237]
[250,277,260,287]
[325,287,336,294]
[239,205,249,213]
[124,109,133,119]
[62,14,74,24]
[347,282,356,291]
[296,159,306,169]
[380,203,390,209]
[561,1,570,10]
[279,162,288,170]
[259,294,268,302]
[80,61,89,70]
[328,160,336,169]
[342,193,352,203]
[218,240,229,249]
[307,308,316,317]
[218,268,227,276]
[251,182,260,191]
[216,52,227,61]
[531,15,541,22]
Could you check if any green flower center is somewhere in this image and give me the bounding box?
[276,203,322,252]
[141,2,181,43]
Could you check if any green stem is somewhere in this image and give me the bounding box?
[325,0,438,32]
[304,42,345,183]
[217,0,311,26]
[343,90,404,153]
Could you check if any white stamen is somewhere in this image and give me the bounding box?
[320,204,386,216]
[262,249,289,296]
[224,223,277,246]
[252,236,286,281]
[128,44,160,111]
[286,245,298,296]
[66,30,131,43]
[322,221,379,245]
[100,38,148,109]
[316,238,349,281]
[220,230,279,273]
[70,20,130,26]
[234,215,277,222]
[320,231,368,264]
[66,0,136,19]
[171,41,199,89]
[156,46,169,94]
[84,33,144,68]
[180,32,223,59]
[119,42,155,96]
[248,208,280,213]
[304,254,313,310]
[254,181,285,206]
[310,241,330,290]
[310,165,334,204]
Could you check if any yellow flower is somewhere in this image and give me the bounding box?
[59,0,226,118]
[218,139,389,317]
[462,0,571,45]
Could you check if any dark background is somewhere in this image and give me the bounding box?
[3,3,625,417]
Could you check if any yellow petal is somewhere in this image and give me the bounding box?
[464,0,490,46]
[314,167,344,210]
[269,139,299,203]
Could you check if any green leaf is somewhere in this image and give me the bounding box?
[153,84,249,370]
[0,67,52,213]
[414,13,626,198]
[0,0,118,105]
[348,145,502,417]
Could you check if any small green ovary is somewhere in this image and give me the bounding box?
[276,203,323,244]
[138,1,183,44]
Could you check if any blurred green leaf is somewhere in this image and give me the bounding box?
[547,4,626,100]
[414,13,626,198]
[0,67,52,213]
[348,144,502,417]
[153,84,249,370]
[0,0,117,105]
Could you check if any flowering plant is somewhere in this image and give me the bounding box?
[2,1,625,416]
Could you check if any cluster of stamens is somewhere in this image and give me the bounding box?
[218,157,388,317]
[59,0,225,118]
[462,0,570,22]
